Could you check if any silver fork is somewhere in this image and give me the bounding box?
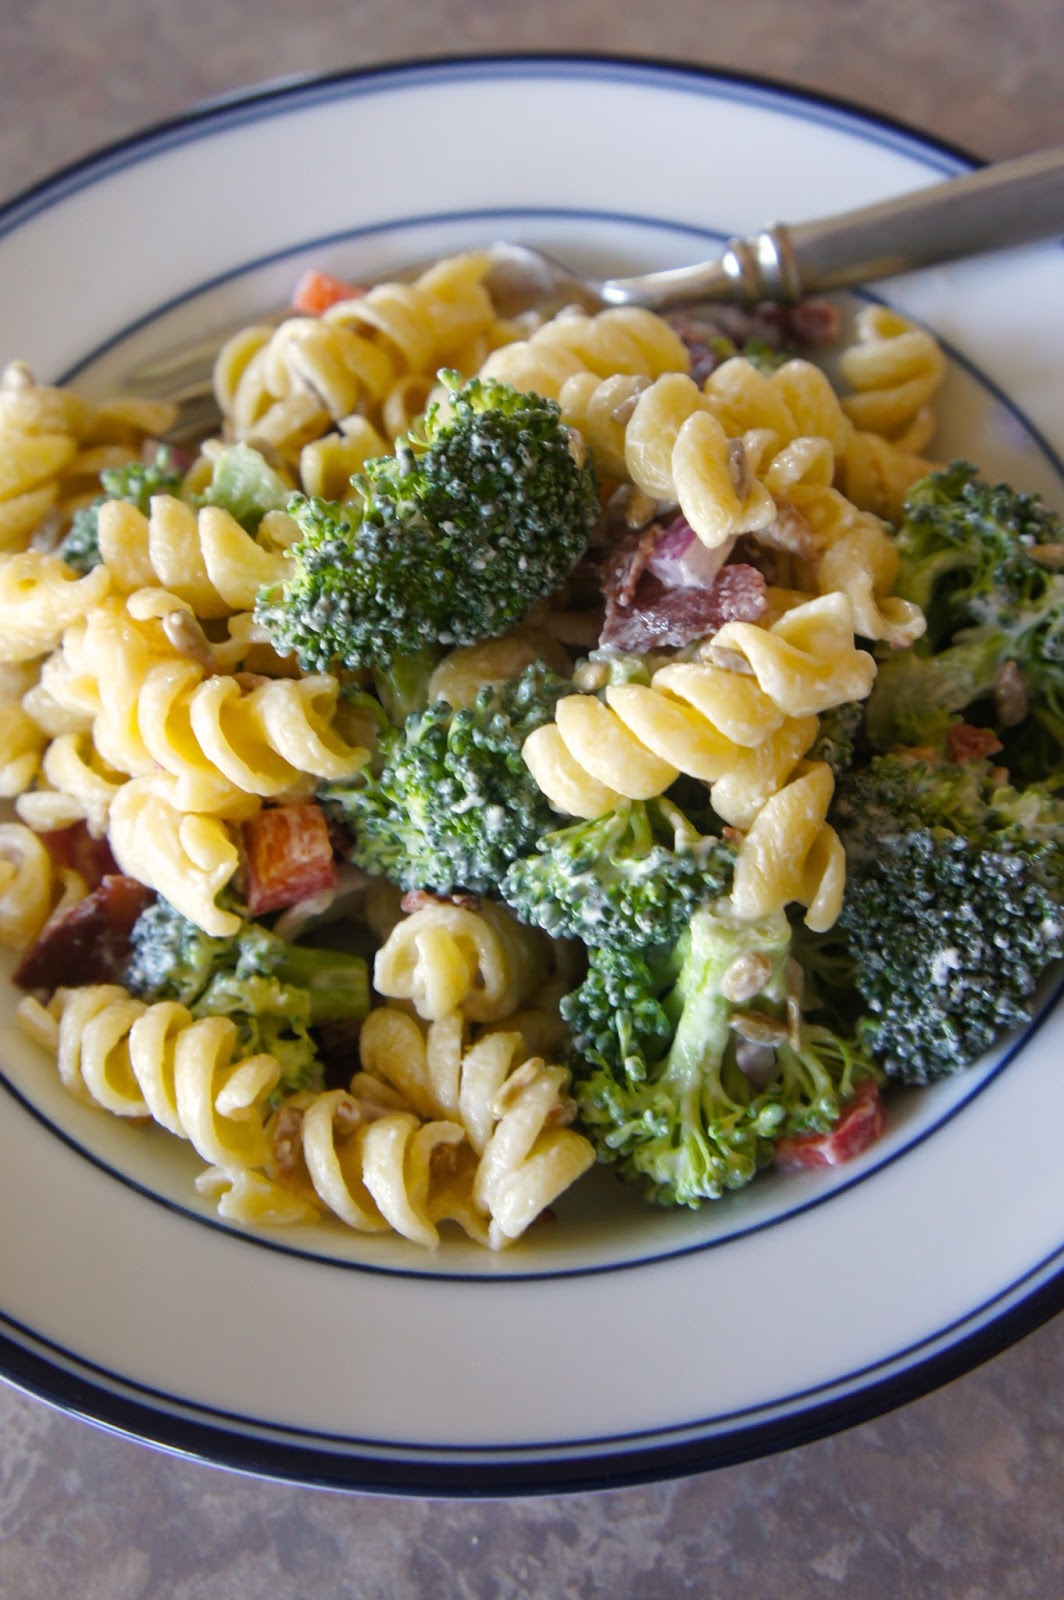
[130,143,1064,440]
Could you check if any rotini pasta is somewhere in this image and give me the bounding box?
[373,898,550,1022]
[752,432,926,647]
[214,252,503,462]
[18,983,281,1168]
[522,655,821,827]
[480,304,690,396]
[51,598,370,813]
[279,1091,480,1249]
[0,550,112,663]
[426,627,572,709]
[837,304,946,447]
[357,1007,595,1248]
[0,360,176,553]
[727,760,845,930]
[106,777,242,936]
[623,372,778,548]
[0,820,86,948]
[14,729,125,836]
[704,592,877,717]
[97,495,292,618]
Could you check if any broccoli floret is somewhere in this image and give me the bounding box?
[324,661,569,895]
[123,894,234,1007]
[194,971,323,1093]
[371,646,442,726]
[831,751,1064,1083]
[254,373,600,672]
[124,897,370,1094]
[866,462,1064,781]
[562,907,878,1207]
[196,441,291,530]
[500,797,736,952]
[58,446,185,573]
[809,699,866,781]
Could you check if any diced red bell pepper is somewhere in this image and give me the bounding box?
[40,821,119,890]
[243,803,338,916]
[290,269,366,316]
[772,1081,884,1171]
[945,722,1004,765]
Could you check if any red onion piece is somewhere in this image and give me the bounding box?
[645,516,730,590]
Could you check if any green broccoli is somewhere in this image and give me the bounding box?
[254,373,601,673]
[371,646,442,726]
[124,897,370,1094]
[830,750,1064,1083]
[58,446,185,573]
[500,797,736,952]
[562,907,879,1207]
[865,461,1064,781]
[809,699,866,781]
[324,661,569,895]
[195,440,291,530]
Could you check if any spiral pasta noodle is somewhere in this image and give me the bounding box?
[426,628,572,710]
[752,433,926,647]
[704,591,877,717]
[0,821,86,948]
[727,760,846,931]
[52,598,370,814]
[97,495,292,619]
[14,729,125,836]
[106,776,242,936]
[18,983,281,1168]
[373,898,550,1023]
[297,415,389,502]
[521,650,826,828]
[282,1090,478,1249]
[553,370,653,478]
[214,252,503,461]
[679,343,940,531]
[0,360,176,553]
[0,550,112,664]
[479,305,690,402]
[0,694,48,799]
[622,372,778,548]
[837,304,946,448]
[358,1007,595,1248]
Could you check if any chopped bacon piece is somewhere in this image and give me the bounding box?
[601,562,766,652]
[40,822,118,890]
[290,269,366,316]
[787,298,842,348]
[243,803,338,916]
[772,1081,884,1172]
[666,298,841,383]
[600,521,665,611]
[14,875,153,991]
[945,723,1004,765]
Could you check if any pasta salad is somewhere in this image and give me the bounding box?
[2,250,1063,1251]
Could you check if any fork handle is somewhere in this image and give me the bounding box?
[603,145,1064,307]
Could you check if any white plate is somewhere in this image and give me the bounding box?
[1,55,1063,1495]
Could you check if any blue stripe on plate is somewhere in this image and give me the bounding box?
[4,1233,1064,1495]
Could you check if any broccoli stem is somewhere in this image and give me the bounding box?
[269,943,370,1023]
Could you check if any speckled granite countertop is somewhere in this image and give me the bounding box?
[2,3,1063,1595]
